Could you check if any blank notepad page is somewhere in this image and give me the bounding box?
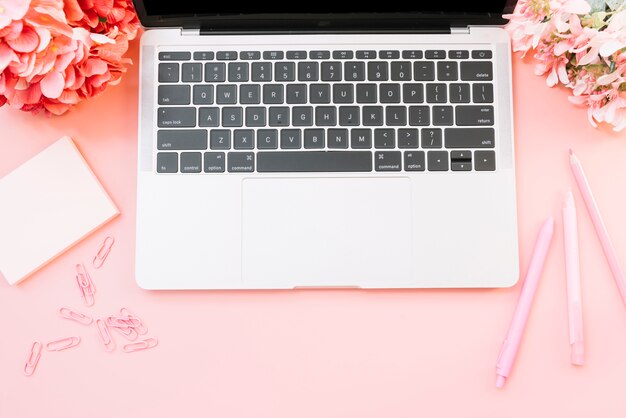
[0,137,119,285]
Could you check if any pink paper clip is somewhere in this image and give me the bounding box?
[120,308,148,335]
[93,236,114,269]
[123,338,158,353]
[59,307,93,325]
[111,325,139,341]
[95,319,115,352]
[24,341,42,376]
[46,336,81,352]
[75,264,95,307]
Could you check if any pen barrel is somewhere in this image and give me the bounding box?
[563,203,583,344]
[496,218,554,376]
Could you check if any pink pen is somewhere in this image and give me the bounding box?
[569,150,626,306]
[496,216,554,388]
[563,189,584,366]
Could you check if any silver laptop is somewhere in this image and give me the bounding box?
[133,2,520,289]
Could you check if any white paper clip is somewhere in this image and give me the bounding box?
[95,319,115,352]
[123,338,158,353]
[120,308,148,335]
[24,341,42,376]
[75,263,95,307]
[59,307,93,325]
[93,236,114,269]
[46,336,81,352]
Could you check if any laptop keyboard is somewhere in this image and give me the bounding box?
[155,48,496,174]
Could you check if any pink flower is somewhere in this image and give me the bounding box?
[0,0,30,29]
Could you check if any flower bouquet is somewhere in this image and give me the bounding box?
[0,0,139,115]
[505,0,626,131]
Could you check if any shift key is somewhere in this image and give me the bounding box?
[158,129,208,150]
[445,128,494,148]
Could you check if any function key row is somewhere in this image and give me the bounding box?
[158,50,493,61]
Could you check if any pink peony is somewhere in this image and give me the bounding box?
[0,0,139,115]
[505,0,626,131]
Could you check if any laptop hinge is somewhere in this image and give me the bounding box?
[451,26,470,35]
[181,28,200,36]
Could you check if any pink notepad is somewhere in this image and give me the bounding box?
[0,137,119,285]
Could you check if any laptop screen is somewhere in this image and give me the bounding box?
[133,1,517,30]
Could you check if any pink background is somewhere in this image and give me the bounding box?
[2,40,626,417]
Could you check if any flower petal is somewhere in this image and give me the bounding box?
[93,0,114,16]
[0,42,18,71]
[83,58,107,76]
[562,0,591,14]
[40,71,64,98]
[599,40,625,57]
[6,25,39,53]
[63,0,85,22]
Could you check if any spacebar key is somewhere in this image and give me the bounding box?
[257,151,372,172]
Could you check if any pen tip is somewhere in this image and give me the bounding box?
[496,375,506,388]
[569,148,573,156]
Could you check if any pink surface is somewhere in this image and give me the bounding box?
[1,40,626,417]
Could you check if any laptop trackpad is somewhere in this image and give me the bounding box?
[241,177,413,287]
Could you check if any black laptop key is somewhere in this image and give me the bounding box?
[263,51,284,60]
[240,51,260,60]
[356,84,377,103]
[204,152,225,173]
[386,106,407,126]
[158,63,179,82]
[182,63,202,82]
[234,130,255,149]
[258,151,372,172]
[245,107,266,127]
[356,50,376,59]
[205,63,225,82]
[448,50,469,59]
[437,61,458,81]
[427,151,449,171]
[408,106,430,126]
[304,129,325,148]
[292,107,313,126]
[333,50,353,59]
[157,129,207,150]
[310,50,330,59]
[180,152,202,173]
[257,129,278,149]
[198,107,219,127]
[194,51,214,61]
[251,62,272,82]
[210,130,231,150]
[157,107,196,128]
[321,62,342,81]
[398,129,419,148]
[269,107,290,126]
[159,85,190,105]
[404,150,425,171]
[421,128,442,148]
[473,83,494,103]
[414,62,435,81]
[159,51,190,61]
[391,62,411,81]
[362,106,383,126]
[449,83,470,103]
[263,84,284,104]
[275,62,295,81]
[240,84,260,104]
[426,83,447,103]
[425,50,446,59]
[380,84,400,103]
[328,129,349,149]
[403,84,424,103]
[402,50,423,59]
[472,50,492,59]
[298,62,319,81]
[368,62,388,81]
[339,106,360,126]
[475,150,496,171]
[345,62,366,81]
[216,51,237,60]
[374,151,401,172]
[280,129,302,149]
[351,129,372,149]
[228,62,249,82]
[316,107,336,126]
[333,84,354,103]
[157,152,178,173]
[445,128,495,148]
[450,151,472,171]
[310,84,331,104]
[380,50,399,59]
[374,129,395,149]
[287,50,307,60]
[432,106,453,126]
[193,85,213,105]
[222,107,243,127]
[228,152,255,173]
[460,61,493,81]
[456,105,494,126]
[287,84,307,104]
[216,85,237,104]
